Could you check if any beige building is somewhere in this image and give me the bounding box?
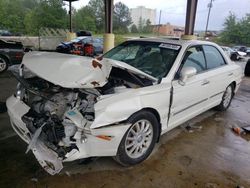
[130,6,156,27]
[152,23,184,37]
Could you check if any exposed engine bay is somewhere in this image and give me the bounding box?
[11,63,154,162]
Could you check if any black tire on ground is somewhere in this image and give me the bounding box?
[215,84,234,111]
[244,59,250,77]
[114,110,160,166]
[0,56,9,73]
[230,53,238,61]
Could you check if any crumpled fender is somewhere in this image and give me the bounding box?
[90,83,171,129]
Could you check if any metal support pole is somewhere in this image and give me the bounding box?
[157,10,162,36]
[63,0,78,32]
[103,0,114,53]
[184,0,198,35]
[69,1,72,32]
[205,0,213,38]
[104,0,113,33]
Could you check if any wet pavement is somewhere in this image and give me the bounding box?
[0,60,250,188]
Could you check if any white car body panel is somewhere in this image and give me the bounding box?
[22,52,112,88]
[6,39,243,175]
[91,83,171,129]
[22,52,156,89]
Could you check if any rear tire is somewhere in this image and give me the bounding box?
[244,59,250,77]
[0,56,8,73]
[114,110,159,166]
[215,84,234,111]
[231,54,237,61]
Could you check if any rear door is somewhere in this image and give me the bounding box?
[201,45,234,106]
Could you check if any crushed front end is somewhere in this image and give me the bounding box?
[6,52,157,175]
[7,67,100,174]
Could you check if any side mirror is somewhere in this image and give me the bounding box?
[179,66,197,85]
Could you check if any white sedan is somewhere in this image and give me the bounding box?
[6,38,242,175]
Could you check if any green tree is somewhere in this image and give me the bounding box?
[131,24,138,33]
[0,0,26,34]
[73,6,96,32]
[113,2,132,33]
[138,16,145,33]
[220,12,240,44]
[24,0,67,35]
[143,19,152,33]
[88,0,105,33]
[238,14,250,45]
[220,12,250,45]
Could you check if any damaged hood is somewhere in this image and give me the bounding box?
[22,52,156,88]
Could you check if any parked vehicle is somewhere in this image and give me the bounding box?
[246,47,250,56]
[56,37,103,56]
[76,30,92,37]
[233,45,247,53]
[7,38,242,175]
[0,29,12,36]
[221,46,246,61]
[0,39,24,73]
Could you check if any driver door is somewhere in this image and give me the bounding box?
[168,46,211,128]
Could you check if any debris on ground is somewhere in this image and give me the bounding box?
[236,185,245,188]
[205,182,218,188]
[232,125,250,141]
[232,125,246,135]
[65,171,71,177]
[182,123,202,133]
[30,178,38,182]
[242,125,250,133]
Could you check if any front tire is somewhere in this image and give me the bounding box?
[114,111,160,166]
[215,84,234,111]
[0,56,8,73]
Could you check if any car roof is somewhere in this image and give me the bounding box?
[127,37,217,47]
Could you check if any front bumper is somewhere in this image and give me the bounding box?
[6,95,131,175]
[6,95,63,175]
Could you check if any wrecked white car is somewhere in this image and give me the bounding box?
[7,39,242,175]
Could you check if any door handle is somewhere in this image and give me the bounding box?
[228,72,233,76]
[201,80,210,86]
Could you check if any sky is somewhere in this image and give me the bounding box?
[71,0,250,31]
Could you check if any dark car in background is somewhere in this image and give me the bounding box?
[246,47,250,56]
[0,30,12,36]
[221,46,246,61]
[0,39,24,73]
[56,36,103,56]
[233,45,247,52]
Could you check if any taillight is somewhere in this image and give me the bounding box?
[15,52,23,59]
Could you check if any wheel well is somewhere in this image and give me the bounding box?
[141,107,161,142]
[230,81,236,93]
[0,54,10,64]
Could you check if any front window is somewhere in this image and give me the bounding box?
[181,46,206,73]
[103,41,181,78]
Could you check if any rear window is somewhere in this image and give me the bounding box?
[203,45,226,69]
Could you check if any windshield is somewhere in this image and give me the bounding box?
[103,41,181,78]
